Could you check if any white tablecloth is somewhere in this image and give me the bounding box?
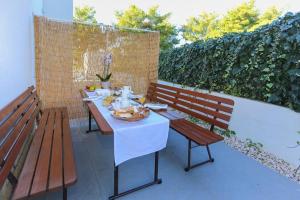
[86,91,170,165]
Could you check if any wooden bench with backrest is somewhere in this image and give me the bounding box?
[147,83,234,171]
[0,86,77,199]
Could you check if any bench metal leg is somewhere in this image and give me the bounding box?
[63,187,67,200]
[7,172,18,187]
[185,140,214,172]
[185,139,192,171]
[86,111,100,133]
[109,151,162,200]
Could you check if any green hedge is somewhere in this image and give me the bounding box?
[159,12,300,112]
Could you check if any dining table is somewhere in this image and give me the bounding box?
[81,89,184,200]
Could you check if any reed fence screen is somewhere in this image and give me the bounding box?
[35,16,160,118]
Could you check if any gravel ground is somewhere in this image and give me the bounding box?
[224,135,300,184]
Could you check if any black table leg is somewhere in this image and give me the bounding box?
[154,151,161,183]
[86,111,100,133]
[86,111,92,133]
[114,164,119,196]
[63,187,67,200]
[109,151,162,200]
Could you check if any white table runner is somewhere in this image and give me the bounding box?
[86,92,170,166]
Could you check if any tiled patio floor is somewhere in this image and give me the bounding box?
[39,122,300,200]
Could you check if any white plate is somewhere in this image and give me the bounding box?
[130,94,143,99]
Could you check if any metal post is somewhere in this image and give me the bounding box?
[114,164,119,196]
[185,139,192,171]
[87,111,92,133]
[154,151,161,183]
[109,152,162,200]
[63,187,67,200]
[7,172,18,187]
[206,145,214,162]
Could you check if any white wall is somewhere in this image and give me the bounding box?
[0,0,73,109]
[0,0,36,109]
[217,91,300,167]
[159,81,300,167]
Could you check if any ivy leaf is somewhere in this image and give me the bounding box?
[266,83,273,89]
[159,12,300,112]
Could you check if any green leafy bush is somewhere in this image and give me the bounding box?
[159,12,300,112]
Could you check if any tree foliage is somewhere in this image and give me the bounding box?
[182,12,219,41]
[159,13,300,112]
[183,0,281,42]
[115,5,178,51]
[250,6,282,31]
[74,6,98,24]
[219,0,259,34]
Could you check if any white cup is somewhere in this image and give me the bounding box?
[120,99,130,108]
[112,102,121,110]
[123,86,131,91]
[96,89,111,97]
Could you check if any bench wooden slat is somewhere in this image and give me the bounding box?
[148,85,234,113]
[174,119,223,143]
[150,83,234,105]
[148,88,233,113]
[170,120,208,145]
[176,93,233,113]
[0,101,40,188]
[148,83,234,130]
[171,119,223,145]
[48,108,63,190]
[152,96,229,130]
[175,98,231,121]
[30,109,55,196]
[62,108,77,186]
[0,97,39,164]
[0,91,37,140]
[0,86,34,123]
[150,86,233,113]
[12,109,50,200]
[151,91,231,121]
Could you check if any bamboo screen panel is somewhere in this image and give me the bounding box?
[34,16,160,119]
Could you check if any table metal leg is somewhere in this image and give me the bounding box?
[86,111,100,133]
[154,151,161,183]
[109,151,162,200]
[63,187,67,200]
[114,164,119,196]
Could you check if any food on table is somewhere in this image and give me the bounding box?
[138,97,146,104]
[118,113,132,118]
[111,106,150,121]
[114,106,134,115]
[86,85,97,92]
[103,96,116,106]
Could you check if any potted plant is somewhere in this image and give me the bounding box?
[96,53,112,89]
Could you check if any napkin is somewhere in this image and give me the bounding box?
[144,103,168,110]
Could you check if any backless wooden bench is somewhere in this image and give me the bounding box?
[147,83,234,171]
[0,86,77,200]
